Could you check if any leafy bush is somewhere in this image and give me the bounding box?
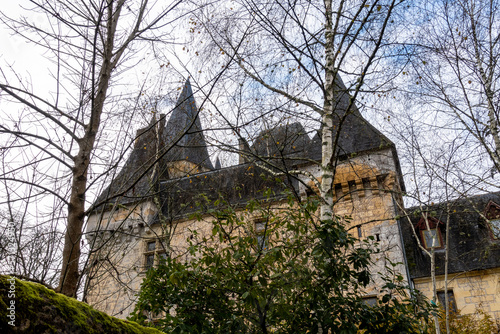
[131,194,433,333]
[430,307,500,334]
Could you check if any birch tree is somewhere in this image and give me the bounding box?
[190,0,406,232]
[406,0,500,178]
[393,2,500,331]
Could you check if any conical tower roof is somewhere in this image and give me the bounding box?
[214,156,222,169]
[332,75,393,155]
[251,76,394,162]
[163,79,214,170]
[308,75,394,160]
[92,79,214,210]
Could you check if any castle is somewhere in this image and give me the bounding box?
[85,79,500,321]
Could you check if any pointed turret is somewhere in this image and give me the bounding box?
[330,75,393,156]
[163,79,214,173]
[92,79,215,208]
[238,136,253,164]
[214,156,222,169]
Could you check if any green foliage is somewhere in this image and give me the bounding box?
[429,307,500,334]
[131,196,433,333]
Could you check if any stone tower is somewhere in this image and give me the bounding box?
[247,76,409,298]
[85,79,215,316]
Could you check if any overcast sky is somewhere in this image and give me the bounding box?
[1,1,53,99]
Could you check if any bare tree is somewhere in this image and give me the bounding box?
[0,130,63,288]
[406,0,500,179]
[0,210,62,288]
[189,0,407,221]
[0,0,184,297]
[393,2,500,331]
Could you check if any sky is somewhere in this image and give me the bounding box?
[0,1,222,220]
[1,0,498,214]
[2,0,499,278]
[0,1,53,93]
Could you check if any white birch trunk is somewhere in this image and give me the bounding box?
[320,0,336,222]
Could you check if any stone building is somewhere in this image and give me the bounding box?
[85,79,500,321]
[401,192,500,319]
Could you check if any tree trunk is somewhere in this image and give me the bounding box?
[58,0,119,297]
[320,0,336,222]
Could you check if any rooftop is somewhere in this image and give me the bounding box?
[401,192,500,278]
[92,76,400,213]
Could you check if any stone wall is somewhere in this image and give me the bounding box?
[299,148,409,294]
[86,148,409,319]
[414,268,500,320]
[86,203,218,319]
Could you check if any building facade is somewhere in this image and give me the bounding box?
[401,192,500,319]
[85,79,500,321]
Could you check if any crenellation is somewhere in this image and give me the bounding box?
[342,182,351,201]
[369,177,379,195]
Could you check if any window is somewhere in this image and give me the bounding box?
[416,215,444,250]
[422,229,442,249]
[437,290,457,313]
[490,219,500,239]
[255,220,268,251]
[144,239,168,270]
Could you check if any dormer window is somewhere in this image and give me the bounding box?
[490,219,500,239]
[416,215,444,250]
[422,229,442,248]
[484,201,500,240]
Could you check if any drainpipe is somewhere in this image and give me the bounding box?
[392,194,414,291]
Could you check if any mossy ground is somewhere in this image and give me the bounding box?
[0,275,163,333]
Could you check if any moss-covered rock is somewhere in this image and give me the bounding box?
[0,275,163,333]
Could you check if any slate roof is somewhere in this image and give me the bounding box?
[401,192,500,279]
[246,77,404,189]
[249,76,395,163]
[92,79,213,210]
[158,163,295,221]
[163,79,213,171]
[214,157,222,169]
[92,116,170,209]
[328,76,394,158]
[251,122,313,166]
[92,76,404,213]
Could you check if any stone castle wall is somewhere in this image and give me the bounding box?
[86,148,409,319]
[414,268,500,320]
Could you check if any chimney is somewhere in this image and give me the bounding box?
[238,137,252,164]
